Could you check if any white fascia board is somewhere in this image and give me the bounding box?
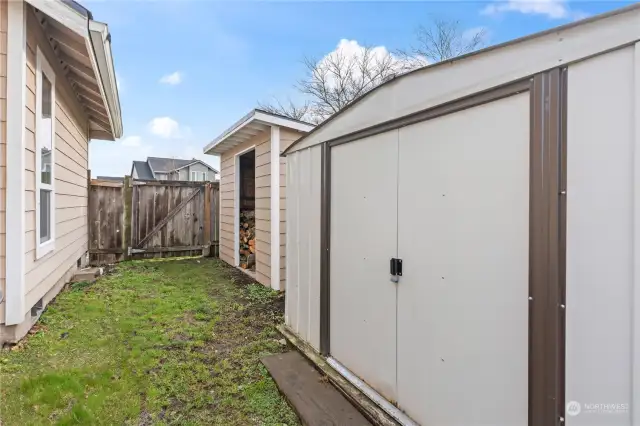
[6,0,27,325]
[254,111,314,134]
[204,110,314,155]
[203,110,258,155]
[270,126,281,290]
[89,20,122,139]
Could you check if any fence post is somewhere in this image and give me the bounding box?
[203,183,212,257]
[123,175,133,260]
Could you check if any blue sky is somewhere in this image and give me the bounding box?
[87,0,633,177]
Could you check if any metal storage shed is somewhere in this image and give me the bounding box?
[282,5,640,426]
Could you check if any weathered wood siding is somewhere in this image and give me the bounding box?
[24,12,90,311]
[219,131,270,286]
[0,0,7,320]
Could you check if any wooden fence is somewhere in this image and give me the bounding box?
[88,176,219,265]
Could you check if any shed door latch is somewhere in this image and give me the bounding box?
[390,258,403,277]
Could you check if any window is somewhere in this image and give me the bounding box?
[35,49,56,258]
[190,171,207,181]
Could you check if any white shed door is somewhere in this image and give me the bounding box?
[396,94,531,426]
[330,131,399,401]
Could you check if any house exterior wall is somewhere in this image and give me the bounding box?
[178,168,187,181]
[155,172,167,180]
[21,10,89,321]
[219,131,270,287]
[0,0,7,321]
[187,162,211,180]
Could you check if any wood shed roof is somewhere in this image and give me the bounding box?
[203,109,314,156]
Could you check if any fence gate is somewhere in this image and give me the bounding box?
[89,177,219,265]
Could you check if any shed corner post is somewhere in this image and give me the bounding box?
[270,125,281,290]
[632,40,640,426]
[320,142,331,356]
[203,182,212,257]
[123,175,133,261]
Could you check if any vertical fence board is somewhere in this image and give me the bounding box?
[88,179,220,264]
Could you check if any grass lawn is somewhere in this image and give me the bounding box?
[0,258,300,425]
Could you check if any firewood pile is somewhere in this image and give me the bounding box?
[239,209,256,270]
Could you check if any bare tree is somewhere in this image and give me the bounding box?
[260,45,400,123]
[296,46,399,122]
[397,18,486,69]
[257,98,317,123]
[260,19,485,123]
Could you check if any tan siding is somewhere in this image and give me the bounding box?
[0,0,6,319]
[254,135,271,288]
[218,131,270,281]
[22,17,89,313]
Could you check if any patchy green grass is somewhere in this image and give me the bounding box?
[0,258,299,426]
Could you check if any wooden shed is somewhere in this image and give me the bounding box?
[282,5,640,426]
[203,110,313,289]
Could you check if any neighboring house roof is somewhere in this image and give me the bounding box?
[147,157,194,173]
[203,109,315,155]
[282,3,640,155]
[26,0,122,140]
[96,176,124,182]
[146,157,218,174]
[131,161,154,179]
[131,157,218,180]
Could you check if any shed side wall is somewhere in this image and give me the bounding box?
[278,128,304,290]
[285,144,321,350]
[0,0,6,321]
[566,46,633,425]
[23,11,89,311]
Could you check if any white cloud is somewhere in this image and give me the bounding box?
[148,117,187,139]
[481,0,585,20]
[159,71,183,85]
[120,135,141,147]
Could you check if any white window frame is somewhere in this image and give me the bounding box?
[35,48,56,259]
[190,171,207,182]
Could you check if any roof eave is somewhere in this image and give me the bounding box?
[25,0,123,141]
[203,109,314,155]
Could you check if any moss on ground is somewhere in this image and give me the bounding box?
[0,258,299,426]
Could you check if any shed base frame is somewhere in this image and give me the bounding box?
[278,324,414,426]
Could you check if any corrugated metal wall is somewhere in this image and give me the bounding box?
[285,144,321,350]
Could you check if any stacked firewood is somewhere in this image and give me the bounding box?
[239,210,256,270]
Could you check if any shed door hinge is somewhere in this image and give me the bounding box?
[390,258,403,277]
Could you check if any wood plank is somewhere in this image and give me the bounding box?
[262,352,372,426]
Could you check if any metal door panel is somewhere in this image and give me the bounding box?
[330,131,399,400]
[397,93,530,426]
